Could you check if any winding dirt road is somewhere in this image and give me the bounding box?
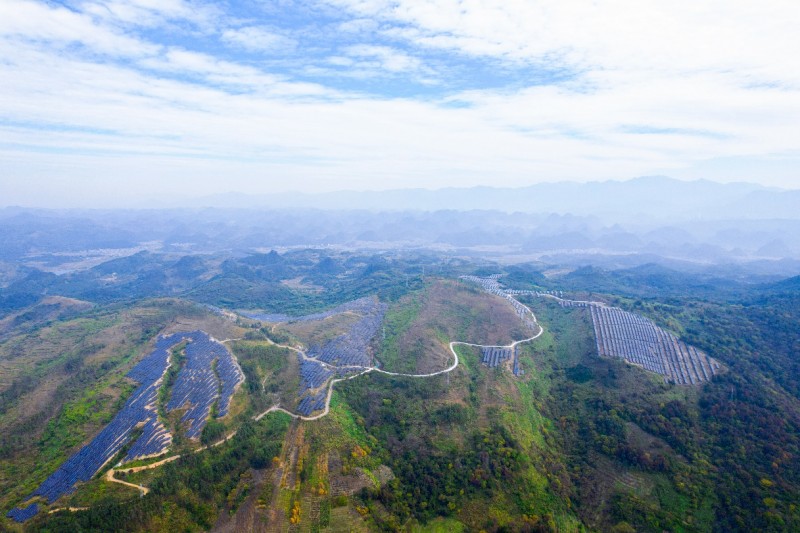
[253,288,544,420]
[104,285,546,494]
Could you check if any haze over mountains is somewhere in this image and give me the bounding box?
[196,176,799,220]
[2,176,799,287]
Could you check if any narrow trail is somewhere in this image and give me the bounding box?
[105,468,149,496]
[196,432,237,451]
[115,455,181,473]
[256,366,376,422]
[99,284,546,493]
[253,288,544,418]
[104,455,181,496]
[48,506,89,514]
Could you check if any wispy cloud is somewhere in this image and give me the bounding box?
[0,0,159,57]
[221,26,295,53]
[78,0,221,31]
[344,44,427,73]
[2,0,800,207]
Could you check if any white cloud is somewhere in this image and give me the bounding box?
[221,26,295,52]
[2,0,800,206]
[0,0,159,57]
[326,0,800,84]
[336,17,379,34]
[343,44,428,74]
[79,0,221,32]
[327,56,355,67]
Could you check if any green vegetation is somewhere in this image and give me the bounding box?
[230,340,294,413]
[3,250,800,532]
[29,414,291,531]
[514,287,800,532]
[158,342,186,421]
[375,289,423,373]
[0,302,197,520]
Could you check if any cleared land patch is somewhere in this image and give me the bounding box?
[6,330,244,522]
[470,276,719,385]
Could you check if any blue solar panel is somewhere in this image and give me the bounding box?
[306,300,387,368]
[299,358,333,391]
[9,330,244,521]
[294,298,386,415]
[6,503,39,522]
[165,331,244,439]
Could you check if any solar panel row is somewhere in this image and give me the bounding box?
[9,330,244,521]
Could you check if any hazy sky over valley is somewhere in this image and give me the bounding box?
[1,0,800,207]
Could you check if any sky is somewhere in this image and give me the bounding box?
[1,0,800,207]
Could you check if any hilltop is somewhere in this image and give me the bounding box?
[0,250,799,531]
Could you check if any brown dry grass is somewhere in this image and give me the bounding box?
[428,279,528,343]
[278,312,361,348]
[0,300,253,515]
[384,279,530,374]
[160,314,246,343]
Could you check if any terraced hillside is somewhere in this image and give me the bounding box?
[203,278,581,532]
[466,275,719,385]
[6,330,244,522]
[3,261,799,533]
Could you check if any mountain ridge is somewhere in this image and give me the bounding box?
[194,176,791,220]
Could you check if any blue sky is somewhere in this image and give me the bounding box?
[1,0,800,207]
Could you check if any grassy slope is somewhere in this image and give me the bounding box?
[14,274,795,532]
[191,278,583,532]
[329,279,586,531]
[0,300,246,530]
[376,279,528,374]
[523,296,715,532]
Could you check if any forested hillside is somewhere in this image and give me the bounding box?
[0,251,798,532]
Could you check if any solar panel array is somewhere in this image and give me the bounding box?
[8,330,244,521]
[481,346,513,367]
[15,334,177,517]
[299,357,333,391]
[290,298,387,416]
[166,331,245,438]
[590,306,718,385]
[6,503,39,523]
[335,366,367,377]
[462,276,718,384]
[215,338,244,417]
[481,345,524,376]
[307,300,387,368]
[296,390,328,416]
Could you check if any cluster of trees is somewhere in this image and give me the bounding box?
[30,416,290,531]
[370,425,525,524]
[335,364,572,532]
[541,282,800,531]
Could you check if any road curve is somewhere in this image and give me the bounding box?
[253,289,544,419]
[105,288,546,494]
[105,468,149,496]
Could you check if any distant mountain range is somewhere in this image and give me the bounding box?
[2,176,800,286]
[198,176,800,221]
